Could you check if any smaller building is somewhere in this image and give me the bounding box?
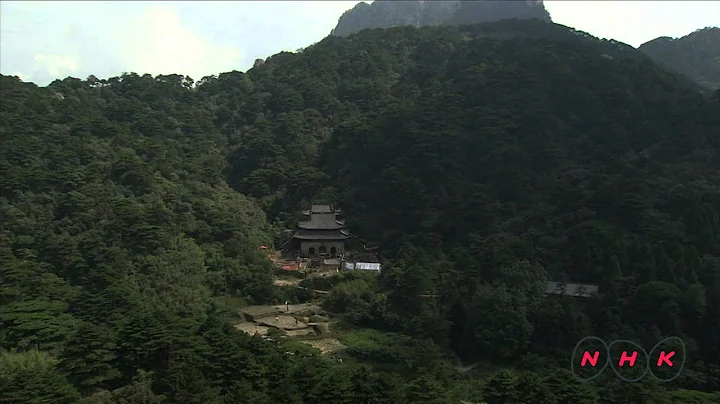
[545,282,599,298]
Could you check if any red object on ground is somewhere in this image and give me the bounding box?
[281,265,298,270]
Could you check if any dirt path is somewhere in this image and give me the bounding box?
[456,362,481,373]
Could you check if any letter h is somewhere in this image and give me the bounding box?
[619,351,638,367]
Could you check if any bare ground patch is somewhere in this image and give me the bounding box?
[274,278,301,287]
[300,338,346,354]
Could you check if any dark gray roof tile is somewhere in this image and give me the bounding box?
[293,230,349,240]
[298,212,346,230]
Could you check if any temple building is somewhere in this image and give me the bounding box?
[292,205,349,258]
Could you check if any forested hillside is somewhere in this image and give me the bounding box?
[639,27,720,91]
[2,19,720,403]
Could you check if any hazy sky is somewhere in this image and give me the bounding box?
[1,1,718,86]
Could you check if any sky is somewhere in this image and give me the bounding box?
[1,1,718,86]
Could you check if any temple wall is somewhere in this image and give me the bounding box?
[300,241,345,257]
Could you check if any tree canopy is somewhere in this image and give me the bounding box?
[2,19,719,403]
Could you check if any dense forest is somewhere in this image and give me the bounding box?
[2,19,720,403]
[638,27,720,91]
[333,0,720,93]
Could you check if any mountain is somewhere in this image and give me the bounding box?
[639,27,720,90]
[332,0,717,92]
[2,19,720,402]
[331,0,551,36]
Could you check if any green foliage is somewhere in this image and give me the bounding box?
[0,350,81,404]
[543,369,600,404]
[483,369,520,404]
[0,300,76,353]
[323,279,387,324]
[638,27,720,91]
[483,368,601,404]
[338,328,445,371]
[59,322,122,393]
[111,371,167,404]
[222,19,719,397]
[2,18,719,403]
[404,368,456,404]
[666,389,720,404]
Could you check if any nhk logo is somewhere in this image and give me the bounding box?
[571,336,686,382]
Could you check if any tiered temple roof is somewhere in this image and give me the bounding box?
[294,205,348,240]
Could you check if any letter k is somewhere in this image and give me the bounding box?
[657,351,675,367]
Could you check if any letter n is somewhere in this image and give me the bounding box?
[618,351,638,367]
[581,351,600,367]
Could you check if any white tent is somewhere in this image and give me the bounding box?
[344,262,381,271]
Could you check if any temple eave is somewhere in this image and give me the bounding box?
[298,222,346,230]
[293,234,349,240]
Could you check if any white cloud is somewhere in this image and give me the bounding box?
[8,72,30,82]
[545,1,720,47]
[34,54,78,77]
[115,6,243,79]
[2,1,717,86]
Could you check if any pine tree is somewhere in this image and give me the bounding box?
[59,321,122,393]
[543,369,600,404]
[112,370,167,404]
[483,369,519,404]
[655,247,677,284]
[0,350,81,404]
[602,255,622,301]
[517,372,557,404]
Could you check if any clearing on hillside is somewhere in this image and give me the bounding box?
[300,338,346,354]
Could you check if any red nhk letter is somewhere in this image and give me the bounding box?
[618,351,638,367]
[581,351,600,367]
[656,351,675,367]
